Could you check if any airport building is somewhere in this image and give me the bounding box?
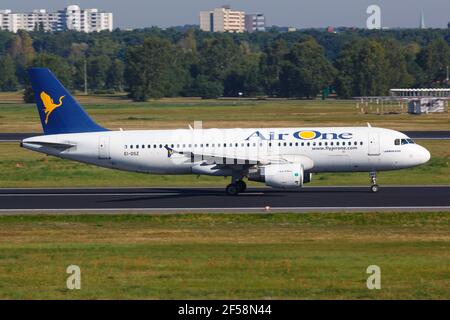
[200,6,265,33]
[0,5,113,33]
[390,88,449,114]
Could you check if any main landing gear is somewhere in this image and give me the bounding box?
[370,171,379,193]
[226,179,247,196]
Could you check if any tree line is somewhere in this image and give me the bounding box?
[0,27,448,101]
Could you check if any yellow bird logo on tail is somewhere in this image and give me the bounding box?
[40,91,65,124]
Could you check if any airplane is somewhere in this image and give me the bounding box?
[21,68,431,195]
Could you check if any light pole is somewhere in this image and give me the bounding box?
[84,58,88,95]
[446,66,449,83]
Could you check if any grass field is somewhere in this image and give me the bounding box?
[0,212,448,299]
[0,139,448,188]
[0,92,449,132]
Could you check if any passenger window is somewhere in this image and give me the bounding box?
[159,144,162,148]
[153,144,157,148]
[336,142,340,146]
[125,145,127,149]
[307,142,310,146]
[136,145,139,149]
[130,145,133,149]
[330,142,334,146]
[354,141,357,146]
[360,142,363,145]
[318,142,322,146]
[147,145,151,148]
[301,142,304,146]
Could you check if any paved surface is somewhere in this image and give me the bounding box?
[1,131,450,142]
[0,186,449,213]
[0,133,41,141]
[402,131,450,140]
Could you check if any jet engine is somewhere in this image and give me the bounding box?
[249,163,312,189]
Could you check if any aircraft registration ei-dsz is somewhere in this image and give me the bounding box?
[21,68,431,195]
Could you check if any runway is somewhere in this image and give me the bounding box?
[1,131,450,142]
[0,186,449,213]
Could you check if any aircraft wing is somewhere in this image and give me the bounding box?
[164,145,313,169]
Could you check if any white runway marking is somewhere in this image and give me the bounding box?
[0,193,182,197]
[0,206,449,214]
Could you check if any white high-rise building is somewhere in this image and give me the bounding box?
[0,5,113,33]
[200,6,246,33]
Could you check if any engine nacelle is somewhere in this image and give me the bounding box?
[249,163,304,189]
[303,172,312,184]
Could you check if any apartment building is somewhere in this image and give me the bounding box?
[0,5,113,33]
[200,6,246,33]
[245,13,266,32]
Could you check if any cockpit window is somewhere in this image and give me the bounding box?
[396,138,416,145]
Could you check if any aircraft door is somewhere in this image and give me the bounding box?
[368,132,380,156]
[98,136,111,159]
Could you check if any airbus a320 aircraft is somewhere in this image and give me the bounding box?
[21,68,431,195]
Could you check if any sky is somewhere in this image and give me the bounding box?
[1,0,449,29]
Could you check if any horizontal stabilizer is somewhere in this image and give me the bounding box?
[21,141,75,151]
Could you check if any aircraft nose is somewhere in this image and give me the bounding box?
[419,146,431,164]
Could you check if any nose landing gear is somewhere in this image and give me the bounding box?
[370,171,379,193]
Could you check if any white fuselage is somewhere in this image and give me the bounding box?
[22,127,430,178]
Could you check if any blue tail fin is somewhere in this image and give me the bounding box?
[28,68,108,135]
